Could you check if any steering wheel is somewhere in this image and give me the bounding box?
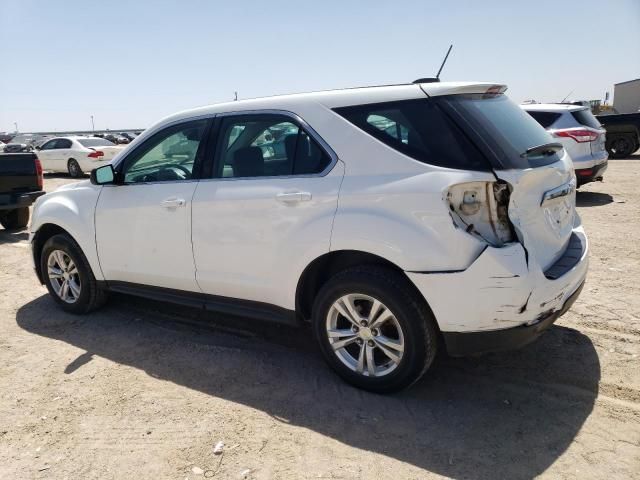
[171,164,192,177]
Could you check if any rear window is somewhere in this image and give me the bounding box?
[333,99,491,171]
[525,110,562,129]
[571,109,602,129]
[78,138,116,147]
[438,94,560,169]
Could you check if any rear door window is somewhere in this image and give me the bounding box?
[333,99,491,171]
[525,111,561,129]
[214,114,332,178]
[571,109,602,129]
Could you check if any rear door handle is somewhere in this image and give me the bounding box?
[160,197,186,208]
[275,191,312,204]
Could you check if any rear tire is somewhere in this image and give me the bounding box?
[40,233,108,314]
[606,135,635,159]
[67,158,83,177]
[0,207,30,230]
[312,265,438,393]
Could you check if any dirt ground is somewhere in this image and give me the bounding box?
[1,157,639,480]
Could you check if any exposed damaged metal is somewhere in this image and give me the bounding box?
[446,181,515,247]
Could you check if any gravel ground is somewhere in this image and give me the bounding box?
[1,158,639,479]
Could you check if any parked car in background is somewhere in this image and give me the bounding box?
[596,112,640,158]
[3,141,34,153]
[0,141,5,152]
[30,81,588,392]
[522,104,608,186]
[120,132,137,142]
[103,133,126,144]
[0,152,44,229]
[35,136,124,177]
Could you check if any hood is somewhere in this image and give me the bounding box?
[56,179,92,192]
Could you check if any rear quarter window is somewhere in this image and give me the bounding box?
[333,99,491,171]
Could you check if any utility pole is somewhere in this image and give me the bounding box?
[13,121,18,133]
[91,115,95,132]
[234,91,238,101]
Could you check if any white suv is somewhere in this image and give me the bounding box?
[30,82,589,392]
[521,103,608,186]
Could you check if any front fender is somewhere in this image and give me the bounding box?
[30,182,104,281]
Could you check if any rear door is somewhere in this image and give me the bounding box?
[439,93,576,271]
[191,113,343,308]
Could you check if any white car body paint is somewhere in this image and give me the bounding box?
[29,180,104,280]
[30,81,589,335]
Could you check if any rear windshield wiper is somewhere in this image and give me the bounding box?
[520,142,563,158]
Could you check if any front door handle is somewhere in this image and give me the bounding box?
[160,197,186,208]
[275,191,312,204]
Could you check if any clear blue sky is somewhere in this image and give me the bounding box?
[1,0,639,132]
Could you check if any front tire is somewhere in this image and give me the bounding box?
[312,266,438,393]
[0,207,29,230]
[67,158,83,177]
[41,233,107,314]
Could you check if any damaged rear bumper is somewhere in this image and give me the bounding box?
[406,226,588,355]
[441,280,584,356]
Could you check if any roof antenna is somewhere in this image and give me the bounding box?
[436,44,453,79]
[560,89,574,103]
[234,91,238,101]
[413,44,453,84]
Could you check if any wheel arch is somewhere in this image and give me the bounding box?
[32,224,78,283]
[295,249,432,323]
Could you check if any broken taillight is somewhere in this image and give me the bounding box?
[446,181,515,246]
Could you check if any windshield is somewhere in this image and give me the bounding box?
[78,138,116,147]
[438,94,560,169]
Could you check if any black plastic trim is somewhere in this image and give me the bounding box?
[443,280,585,356]
[575,160,608,186]
[544,232,585,280]
[104,281,299,326]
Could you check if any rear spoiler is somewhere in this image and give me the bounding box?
[418,82,508,98]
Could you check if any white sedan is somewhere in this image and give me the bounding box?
[36,136,124,177]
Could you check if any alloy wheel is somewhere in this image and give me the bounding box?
[47,249,81,303]
[326,293,405,377]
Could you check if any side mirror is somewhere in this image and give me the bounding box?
[35,145,41,150]
[90,164,116,185]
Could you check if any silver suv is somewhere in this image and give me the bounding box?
[522,103,608,186]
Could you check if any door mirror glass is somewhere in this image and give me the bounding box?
[91,164,115,185]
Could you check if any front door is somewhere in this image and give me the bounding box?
[95,119,209,291]
[37,139,64,172]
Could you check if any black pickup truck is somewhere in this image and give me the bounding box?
[596,112,640,158]
[0,153,45,230]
